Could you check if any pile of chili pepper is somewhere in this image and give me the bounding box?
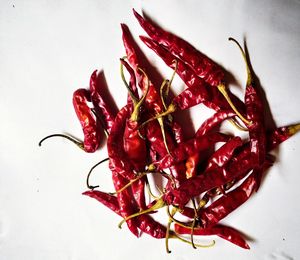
[40,9,300,252]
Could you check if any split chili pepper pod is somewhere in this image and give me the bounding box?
[39,88,101,153]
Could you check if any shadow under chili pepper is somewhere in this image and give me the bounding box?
[94,70,119,149]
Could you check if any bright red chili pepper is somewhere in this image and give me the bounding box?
[133,9,224,87]
[151,132,231,171]
[72,88,101,153]
[174,224,250,249]
[89,70,116,134]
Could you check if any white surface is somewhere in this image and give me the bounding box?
[1,0,300,259]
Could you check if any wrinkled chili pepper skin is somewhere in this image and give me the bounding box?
[199,173,257,228]
[82,190,120,215]
[174,224,250,249]
[124,121,147,171]
[121,23,163,115]
[107,106,136,180]
[73,88,101,153]
[153,132,231,171]
[140,36,246,114]
[245,85,266,167]
[205,136,243,172]
[163,143,254,208]
[89,70,116,133]
[112,170,140,237]
[267,124,300,150]
[83,191,166,238]
[133,9,224,87]
[196,110,236,137]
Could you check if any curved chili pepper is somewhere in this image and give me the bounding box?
[205,136,243,172]
[133,9,224,87]
[174,224,250,249]
[89,70,116,134]
[185,110,237,178]
[196,110,237,137]
[72,88,101,152]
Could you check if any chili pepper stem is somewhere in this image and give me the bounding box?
[118,197,165,228]
[157,117,172,155]
[228,119,248,131]
[38,134,84,150]
[86,158,109,189]
[165,207,177,253]
[288,123,300,135]
[217,83,252,125]
[169,233,216,248]
[130,68,150,121]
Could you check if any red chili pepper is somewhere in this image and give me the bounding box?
[72,88,101,152]
[83,190,166,238]
[151,132,231,171]
[205,136,243,172]
[107,106,136,180]
[82,190,120,215]
[89,70,116,134]
[196,110,237,136]
[133,9,224,87]
[174,224,250,249]
[267,123,300,150]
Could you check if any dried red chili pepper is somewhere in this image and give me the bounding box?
[133,9,224,87]
[72,88,101,152]
[205,136,243,172]
[83,190,120,215]
[150,132,231,171]
[267,123,300,150]
[89,70,116,134]
[135,10,249,125]
[83,190,167,239]
[107,106,136,180]
[174,224,250,249]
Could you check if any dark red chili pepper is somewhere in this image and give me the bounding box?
[174,224,250,249]
[72,88,101,153]
[151,132,231,171]
[107,106,136,180]
[89,70,116,134]
[267,123,300,150]
[133,9,224,87]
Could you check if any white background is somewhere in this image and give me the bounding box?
[1,0,300,259]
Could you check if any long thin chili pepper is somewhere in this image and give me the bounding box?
[83,190,167,239]
[174,224,250,249]
[133,9,224,87]
[150,132,231,171]
[135,10,249,125]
